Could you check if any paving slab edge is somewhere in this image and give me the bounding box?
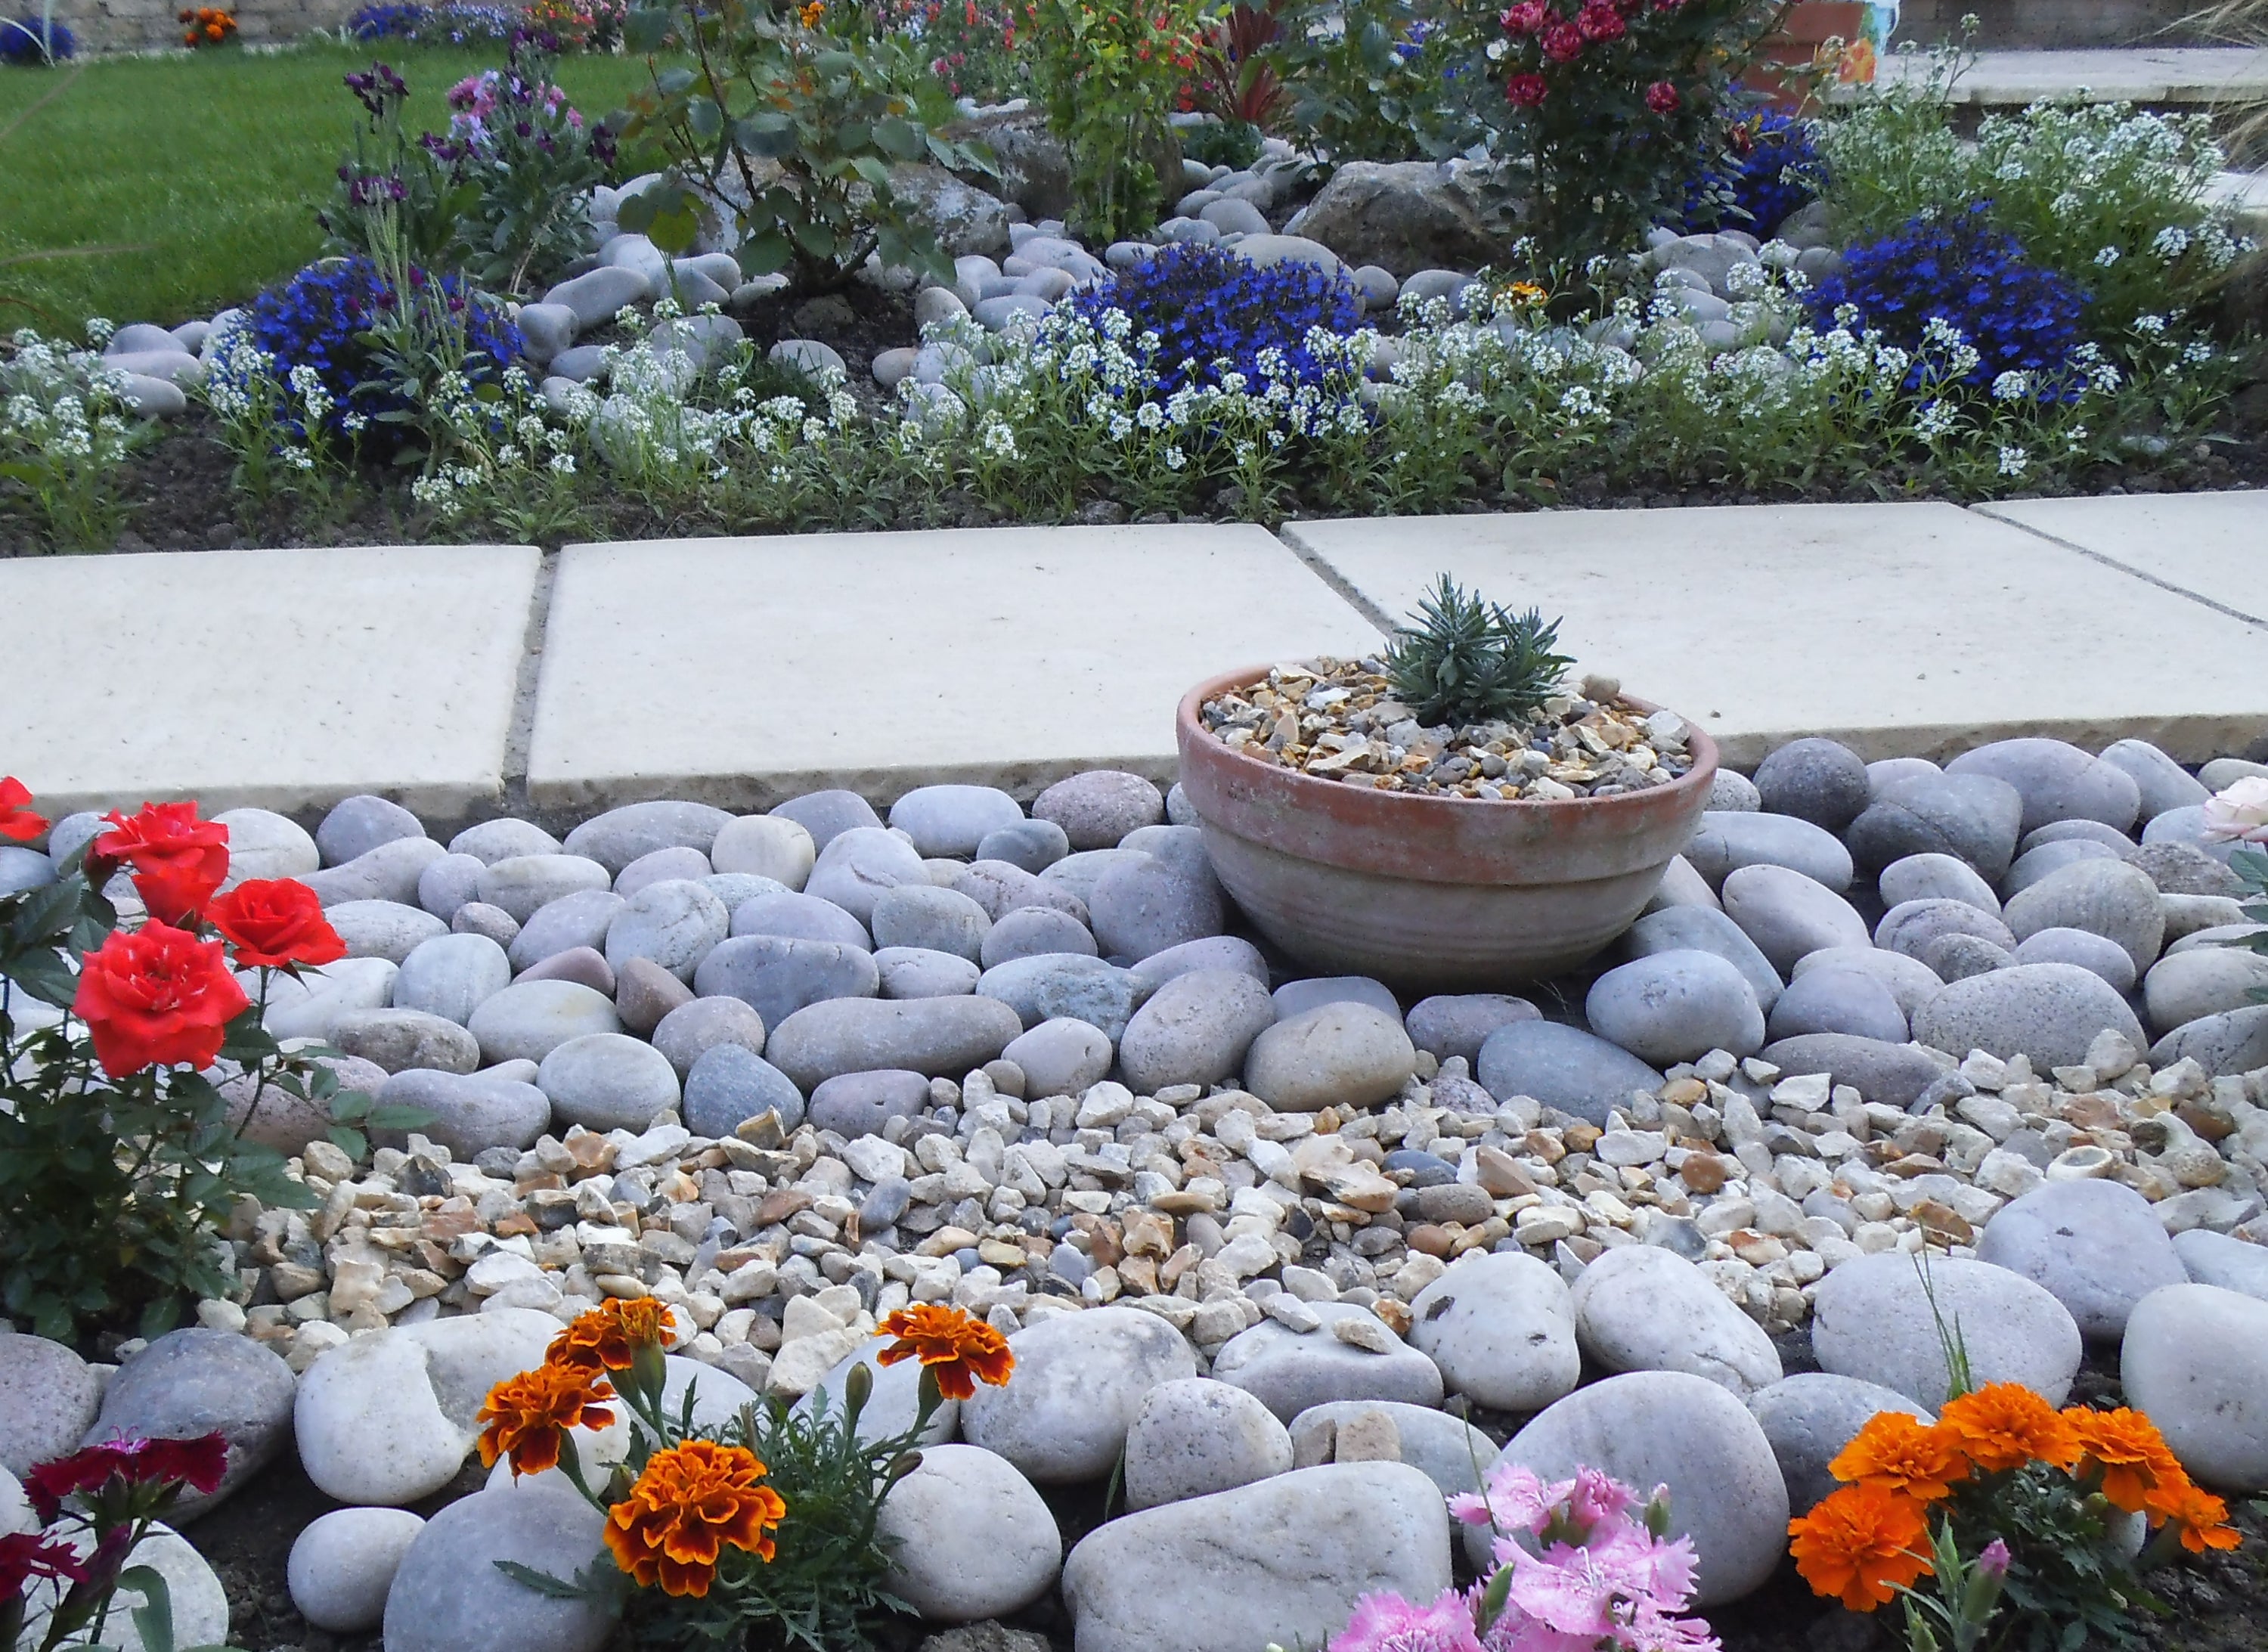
[13,501,2268,816]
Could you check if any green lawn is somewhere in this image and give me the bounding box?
[0,43,660,330]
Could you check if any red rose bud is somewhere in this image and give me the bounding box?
[1541,21,1583,60]
[1645,78,1680,110]
[1506,70,1548,103]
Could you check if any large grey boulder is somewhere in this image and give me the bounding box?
[961,1306,1198,1483]
[1287,160,1504,277]
[1811,1254,2082,1408]
[1975,1180,2188,1341]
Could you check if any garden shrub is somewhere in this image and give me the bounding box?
[1065,240,1363,396]
[0,327,138,550]
[1815,45,2251,333]
[0,786,400,1346]
[1684,110,1820,240]
[1272,0,1449,166]
[615,0,988,293]
[227,256,522,456]
[869,0,1025,101]
[436,38,620,292]
[1442,0,1785,262]
[0,14,72,60]
[1807,203,2087,395]
[1024,0,1204,243]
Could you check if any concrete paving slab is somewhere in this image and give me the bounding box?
[2,544,539,818]
[525,525,1385,809]
[1976,491,2268,626]
[1283,501,2268,767]
[1873,46,2268,105]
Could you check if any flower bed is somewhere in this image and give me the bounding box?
[3,23,2263,551]
[5,659,2268,1651]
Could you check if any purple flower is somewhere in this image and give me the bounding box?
[1978,1539,2012,1579]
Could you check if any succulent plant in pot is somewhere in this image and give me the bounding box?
[1174,576,1718,987]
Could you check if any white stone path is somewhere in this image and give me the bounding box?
[5,493,2263,820]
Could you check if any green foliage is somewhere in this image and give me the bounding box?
[440,39,623,295]
[1179,116,1263,173]
[1269,0,1451,166]
[0,325,142,551]
[1384,574,1572,728]
[614,0,985,295]
[1815,39,2252,336]
[1024,0,1201,243]
[0,869,322,1347]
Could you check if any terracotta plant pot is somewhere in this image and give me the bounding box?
[1174,666,1719,989]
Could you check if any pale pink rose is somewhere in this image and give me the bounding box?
[2202,776,2268,844]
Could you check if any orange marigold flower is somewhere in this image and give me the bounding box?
[1790,1482,1935,1612]
[1938,1383,2080,1474]
[875,1303,1014,1400]
[476,1365,615,1477]
[604,1440,786,1597]
[1830,1412,1967,1503]
[2155,1480,2242,1554]
[547,1298,676,1373]
[2065,1407,2179,1514]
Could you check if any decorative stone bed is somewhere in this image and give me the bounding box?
[5,713,2268,1652]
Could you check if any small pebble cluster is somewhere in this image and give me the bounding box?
[1200,661,1695,799]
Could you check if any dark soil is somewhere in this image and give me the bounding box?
[182,1346,2268,1652]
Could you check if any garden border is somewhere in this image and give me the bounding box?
[5,491,2266,826]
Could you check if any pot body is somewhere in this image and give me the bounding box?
[1176,667,1718,988]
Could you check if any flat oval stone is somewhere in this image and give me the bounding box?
[963,1305,1199,1482]
[887,785,1026,860]
[604,878,730,982]
[1243,1003,1415,1113]
[875,946,983,999]
[448,819,562,864]
[393,933,513,1026]
[730,889,870,948]
[466,980,621,1066]
[476,854,612,923]
[1911,962,2147,1069]
[767,996,1024,1090]
[1402,993,1541,1064]
[562,800,733,874]
[694,934,879,1028]
[1624,905,1783,1012]
[1406,1251,1579,1412]
[507,889,626,974]
[1747,1373,1930,1514]
[2121,1283,2268,1490]
[1571,1244,1781,1394]
[1476,1021,1664,1125]
[805,826,931,926]
[1721,864,1870,975]
[652,996,768,1078]
[1683,810,1854,891]
[710,814,817,888]
[536,1033,681,1133]
[1004,1018,1114,1099]
[683,1043,805,1136]
[376,1068,553,1155]
[767,790,881,853]
[1121,1378,1293,1511]
[1585,950,1765,1065]
[1209,1303,1442,1420]
[1119,969,1277,1094]
[1945,738,2141,835]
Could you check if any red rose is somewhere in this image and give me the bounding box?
[1499,0,1548,31]
[91,801,231,925]
[0,776,45,844]
[1576,3,1623,39]
[208,879,346,969]
[71,922,249,1078]
[1505,70,1548,104]
[1541,21,1583,60]
[1645,78,1680,110]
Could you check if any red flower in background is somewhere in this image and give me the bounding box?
[90,801,230,925]
[1645,78,1680,110]
[71,922,249,1077]
[208,879,345,969]
[0,776,45,844]
[1500,0,1548,31]
[1576,4,1624,40]
[1541,21,1584,60]
[1506,71,1548,104]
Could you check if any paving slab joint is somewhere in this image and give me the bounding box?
[1271,522,1398,637]
[496,547,562,818]
[1967,502,2268,632]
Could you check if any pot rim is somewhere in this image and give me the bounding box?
[1175,663,1720,819]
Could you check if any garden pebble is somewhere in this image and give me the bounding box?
[1123,1378,1294,1508]
[878,1444,1063,1620]
[289,1507,425,1633]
